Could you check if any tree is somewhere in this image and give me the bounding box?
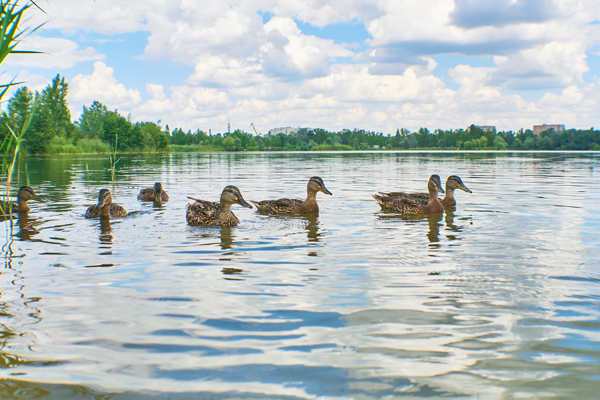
[223,135,235,151]
[5,86,33,134]
[77,101,107,139]
[24,92,54,154]
[41,75,75,138]
[493,135,508,150]
[102,110,133,150]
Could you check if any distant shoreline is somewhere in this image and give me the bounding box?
[28,149,600,156]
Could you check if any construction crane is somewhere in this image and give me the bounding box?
[250,123,262,136]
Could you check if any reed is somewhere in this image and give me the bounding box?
[1,1,44,257]
[109,134,121,188]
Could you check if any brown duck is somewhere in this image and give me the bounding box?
[373,174,445,214]
[85,189,127,218]
[251,176,332,214]
[138,182,169,203]
[0,186,44,214]
[186,185,252,226]
[381,175,471,207]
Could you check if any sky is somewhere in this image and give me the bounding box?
[3,0,600,135]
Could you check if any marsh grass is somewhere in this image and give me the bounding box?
[46,137,111,154]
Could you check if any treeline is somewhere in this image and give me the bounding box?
[2,74,599,154]
[0,74,170,154]
[178,125,600,152]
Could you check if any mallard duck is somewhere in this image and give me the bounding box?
[373,174,445,214]
[186,185,252,226]
[0,186,44,214]
[138,182,169,202]
[438,175,471,207]
[251,176,332,214]
[85,188,127,218]
[381,175,471,207]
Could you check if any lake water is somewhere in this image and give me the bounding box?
[1,151,599,399]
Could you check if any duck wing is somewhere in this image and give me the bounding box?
[137,188,156,201]
[251,198,304,214]
[186,199,222,226]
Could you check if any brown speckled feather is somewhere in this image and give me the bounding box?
[85,203,127,218]
[379,191,429,206]
[374,174,445,214]
[137,188,169,202]
[186,199,240,226]
[252,198,319,214]
[373,193,442,214]
[251,176,330,215]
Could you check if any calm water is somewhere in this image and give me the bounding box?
[1,151,599,399]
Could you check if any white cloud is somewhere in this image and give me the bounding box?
[5,36,104,69]
[25,0,599,133]
[70,62,141,115]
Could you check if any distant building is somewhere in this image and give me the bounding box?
[479,126,496,133]
[268,127,299,135]
[468,125,496,133]
[533,124,565,135]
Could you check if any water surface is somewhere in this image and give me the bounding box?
[1,151,599,399]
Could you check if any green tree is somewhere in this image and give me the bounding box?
[77,101,107,139]
[493,135,508,150]
[5,86,33,134]
[41,74,75,138]
[102,110,132,150]
[24,92,53,154]
[223,135,235,151]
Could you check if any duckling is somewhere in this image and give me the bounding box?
[85,189,127,218]
[138,182,169,203]
[373,174,445,214]
[251,177,332,214]
[186,185,252,226]
[381,175,471,207]
[0,186,44,214]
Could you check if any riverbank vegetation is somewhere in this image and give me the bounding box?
[2,77,600,155]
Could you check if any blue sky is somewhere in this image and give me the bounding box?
[4,0,600,134]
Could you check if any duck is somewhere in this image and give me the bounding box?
[186,185,252,226]
[438,175,471,207]
[373,174,445,214]
[137,182,169,203]
[381,175,471,207]
[85,188,127,218]
[0,186,44,214]
[251,176,332,214]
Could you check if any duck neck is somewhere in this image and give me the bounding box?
[427,186,439,201]
[305,190,318,204]
[16,198,29,212]
[220,201,233,212]
[101,203,111,217]
[443,185,455,202]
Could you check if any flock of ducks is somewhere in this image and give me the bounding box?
[0,175,471,226]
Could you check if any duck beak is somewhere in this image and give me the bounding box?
[459,184,472,193]
[237,196,253,209]
[436,182,445,194]
[31,193,45,203]
[320,186,332,195]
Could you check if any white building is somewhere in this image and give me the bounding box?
[268,127,299,135]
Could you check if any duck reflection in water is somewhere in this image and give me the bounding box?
[443,207,472,241]
[303,213,321,242]
[377,213,443,244]
[99,218,113,245]
[14,214,40,241]
[219,226,234,250]
[425,213,443,244]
